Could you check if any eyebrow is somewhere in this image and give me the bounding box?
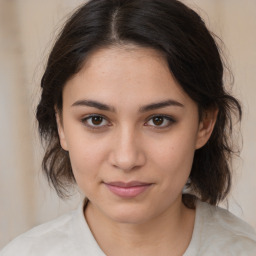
[71,99,184,112]
[71,100,115,112]
[139,99,184,112]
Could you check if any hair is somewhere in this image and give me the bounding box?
[36,0,241,207]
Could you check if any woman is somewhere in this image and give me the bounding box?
[1,0,256,255]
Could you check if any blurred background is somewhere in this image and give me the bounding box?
[0,0,256,249]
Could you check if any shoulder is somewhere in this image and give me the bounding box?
[195,201,256,255]
[0,211,77,256]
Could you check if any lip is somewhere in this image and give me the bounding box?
[104,181,152,198]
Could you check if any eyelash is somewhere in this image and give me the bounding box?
[81,114,176,130]
[145,114,176,128]
[81,114,110,129]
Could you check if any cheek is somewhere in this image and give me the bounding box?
[149,129,197,186]
[66,130,117,194]
[68,144,103,197]
[68,139,104,172]
[64,130,106,185]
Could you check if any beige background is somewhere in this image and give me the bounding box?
[0,0,255,249]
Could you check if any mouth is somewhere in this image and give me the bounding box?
[103,181,153,198]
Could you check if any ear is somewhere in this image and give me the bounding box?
[55,111,69,151]
[195,108,218,149]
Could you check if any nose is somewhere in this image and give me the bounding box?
[109,127,146,172]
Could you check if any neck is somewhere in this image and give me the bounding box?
[85,196,195,256]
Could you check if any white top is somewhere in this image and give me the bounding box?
[1,200,256,256]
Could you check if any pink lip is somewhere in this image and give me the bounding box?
[104,181,152,198]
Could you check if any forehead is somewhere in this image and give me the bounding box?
[63,46,191,107]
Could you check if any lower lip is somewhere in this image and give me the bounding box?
[105,184,151,198]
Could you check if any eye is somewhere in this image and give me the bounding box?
[81,115,110,128]
[145,115,175,128]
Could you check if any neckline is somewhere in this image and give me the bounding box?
[71,198,106,255]
[183,200,203,256]
[76,198,201,256]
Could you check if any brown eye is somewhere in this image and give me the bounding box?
[82,115,109,128]
[91,116,103,125]
[152,116,164,126]
[145,115,175,128]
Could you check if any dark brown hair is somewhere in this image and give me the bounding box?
[36,0,241,206]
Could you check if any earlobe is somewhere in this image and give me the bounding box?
[195,108,218,149]
[55,111,69,151]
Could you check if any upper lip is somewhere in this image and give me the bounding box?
[104,181,152,187]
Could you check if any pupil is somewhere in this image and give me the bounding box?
[153,116,163,125]
[92,116,103,125]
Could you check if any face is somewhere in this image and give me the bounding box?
[57,46,215,224]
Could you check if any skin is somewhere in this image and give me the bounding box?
[57,46,217,256]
